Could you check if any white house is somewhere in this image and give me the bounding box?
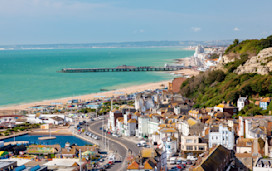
[126,119,137,136]
[148,120,160,135]
[26,114,66,125]
[237,96,249,111]
[135,93,156,113]
[137,116,149,137]
[208,124,234,150]
[162,136,178,158]
[107,110,123,133]
[0,115,23,128]
[238,116,271,139]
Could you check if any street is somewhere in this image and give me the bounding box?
[88,119,141,171]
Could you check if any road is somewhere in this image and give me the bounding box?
[88,119,141,171]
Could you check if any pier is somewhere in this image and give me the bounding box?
[59,65,189,73]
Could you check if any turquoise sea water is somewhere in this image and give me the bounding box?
[0,48,193,106]
[3,135,91,147]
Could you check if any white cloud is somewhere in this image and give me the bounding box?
[233,27,240,31]
[192,27,201,32]
[133,29,145,34]
[139,29,145,33]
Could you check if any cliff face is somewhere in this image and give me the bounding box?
[234,48,272,75]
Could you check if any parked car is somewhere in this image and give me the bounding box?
[170,157,177,165]
[181,160,187,165]
[186,160,192,165]
[144,144,150,148]
[176,159,182,164]
[187,155,198,161]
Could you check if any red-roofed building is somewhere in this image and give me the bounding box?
[169,77,186,93]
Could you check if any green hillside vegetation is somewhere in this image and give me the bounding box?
[225,35,272,54]
[180,35,272,116]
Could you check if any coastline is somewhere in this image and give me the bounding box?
[0,80,170,111]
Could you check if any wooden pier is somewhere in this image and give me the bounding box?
[59,65,189,73]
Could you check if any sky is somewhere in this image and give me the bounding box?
[0,0,272,45]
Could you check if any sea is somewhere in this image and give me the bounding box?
[0,48,193,106]
[3,135,91,147]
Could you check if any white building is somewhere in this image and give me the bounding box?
[137,116,149,137]
[174,106,181,115]
[194,45,204,58]
[253,158,272,171]
[135,93,156,113]
[125,119,137,136]
[26,114,66,125]
[238,116,270,139]
[148,121,160,135]
[209,124,234,150]
[237,96,249,111]
[107,110,123,133]
[163,136,177,158]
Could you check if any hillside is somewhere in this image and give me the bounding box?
[180,35,272,115]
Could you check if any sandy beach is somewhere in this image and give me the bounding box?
[0,80,170,111]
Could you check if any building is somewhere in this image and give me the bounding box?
[180,136,207,156]
[162,136,177,158]
[0,161,17,171]
[108,109,123,132]
[26,145,61,158]
[135,93,156,113]
[253,157,272,171]
[260,97,271,110]
[208,124,234,150]
[126,119,137,136]
[192,145,232,171]
[0,115,23,128]
[237,96,249,111]
[181,118,204,136]
[236,138,255,154]
[168,77,186,93]
[238,116,272,138]
[214,102,238,116]
[148,114,161,135]
[188,110,202,119]
[137,116,149,137]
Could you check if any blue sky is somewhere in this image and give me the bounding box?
[0,0,272,45]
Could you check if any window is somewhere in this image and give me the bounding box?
[246,142,252,146]
[186,139,193,143]
[216,136,218,140]
[186,146,193,151]
[199,146,205,150]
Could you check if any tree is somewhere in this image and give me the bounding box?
[233,39,239,46]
